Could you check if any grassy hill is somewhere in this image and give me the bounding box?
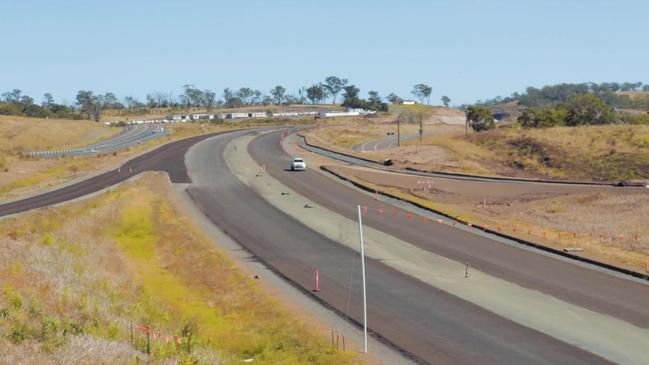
[0,115,115,160]
[415,124,649,181]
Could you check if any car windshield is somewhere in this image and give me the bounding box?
[293,158,304,162]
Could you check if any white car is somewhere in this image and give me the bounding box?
[290,157,306,171]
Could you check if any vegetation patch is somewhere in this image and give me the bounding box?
[0,173,357,364]
[466,125,649,181]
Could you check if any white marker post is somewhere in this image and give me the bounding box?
[357,205,368,353]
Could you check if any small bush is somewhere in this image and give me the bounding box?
[8,323,29,344]
[41,233,55,246]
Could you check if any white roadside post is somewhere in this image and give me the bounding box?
[357,205,368,353]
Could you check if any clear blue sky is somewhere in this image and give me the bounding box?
[1,0,647,105]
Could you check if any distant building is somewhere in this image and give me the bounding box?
[192,113,212,120]
[401,100,417,105]
[315,109,375,119]
[272,111,300,117]
[226,112,249,119]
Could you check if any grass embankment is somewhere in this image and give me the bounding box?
[309,120,649,182]
[406,124,649,181]
[465,125,649,181]
[0,115,116,170]
[309,124,384,149]
[0,173,357,364]
[323,165,649,272]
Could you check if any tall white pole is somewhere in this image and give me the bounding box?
[357,205,368,353]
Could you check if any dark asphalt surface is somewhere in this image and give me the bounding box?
[0,130,245,217]
[250,130,649,331]
[185,130,611,364]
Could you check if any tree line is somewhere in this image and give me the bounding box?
[477,81,649,110]
[464,92,649,133]
[1,76,444,122]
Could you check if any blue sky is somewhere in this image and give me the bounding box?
[1,0,647,105]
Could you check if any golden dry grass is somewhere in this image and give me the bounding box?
[310,122,649,181]
[0,172,359,364]
[0,115,116,156]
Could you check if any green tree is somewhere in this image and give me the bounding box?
[306,84,326,104]
[518,108,563,128]
[76,90,100,121]
[564,94,616,126]
[42,93,55,109]
[1,89,22,104]
[341,85,361,107]
[467,105,495,131]
[367,91,389,112]
[181,84,204,108]
[203,90,217,110]
[412,84,432,104]
[441,95,451,108]
[323,76,348,104]
[270,85,286,105]
[237,87,254,104]
[387,93,402,104]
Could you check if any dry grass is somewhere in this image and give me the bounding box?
[466,125,649,181]
[0,115,116,157]
[0,173,358,364]
[309,122,649,182]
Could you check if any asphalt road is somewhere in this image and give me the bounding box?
[184,130,615,364]
[0,129,244,216]
[250,130,649,330]
[28,124,167,158]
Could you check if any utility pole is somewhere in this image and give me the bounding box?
[419,112,423,142]
[357,205,368,353]
[397,118,401,148]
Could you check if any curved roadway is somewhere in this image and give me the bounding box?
[184,130,612,364]
[251,130,649,322]
[0,129,240,216]
[2,127,648,364]
[28,124,166,158]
